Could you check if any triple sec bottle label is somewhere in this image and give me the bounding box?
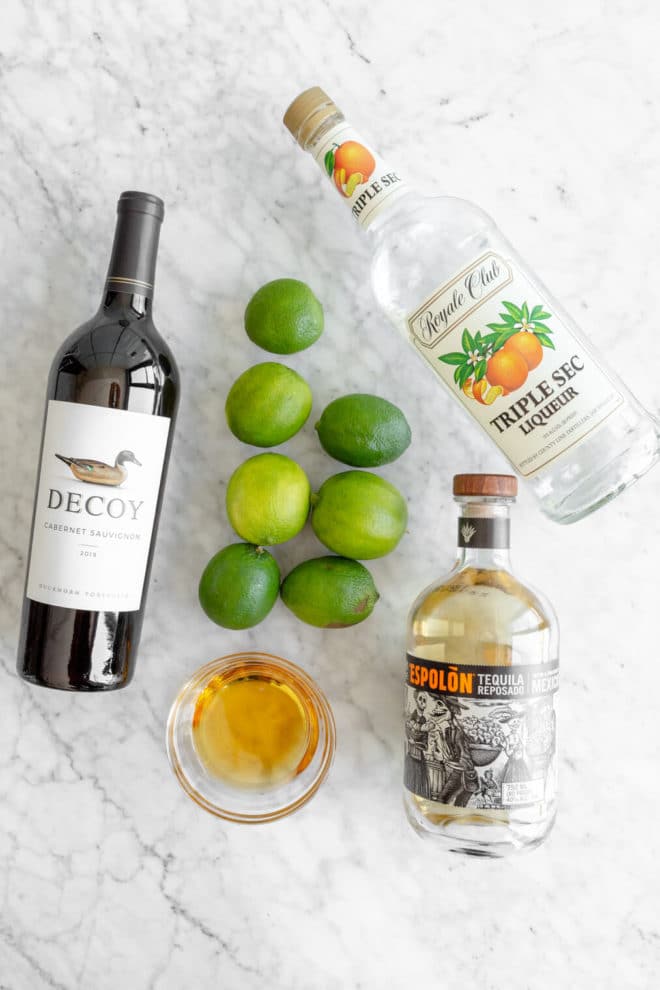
[312,122,408,229]
[407,252,623,478]
[405,655,559,810]
[26,400,170,612]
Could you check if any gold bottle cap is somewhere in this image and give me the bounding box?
[283,86,340,146]
[453,474,518,498]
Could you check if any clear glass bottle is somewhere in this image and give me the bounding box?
[405,474,559,856]
[283,88,660,524]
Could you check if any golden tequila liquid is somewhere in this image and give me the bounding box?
[192,662,319,790]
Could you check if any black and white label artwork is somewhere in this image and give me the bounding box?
[404,656,558,809]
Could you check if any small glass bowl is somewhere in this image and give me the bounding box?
[166,652,336,824]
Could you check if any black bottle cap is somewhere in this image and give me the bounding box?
[105,192,165,297]
[117,190,165,222]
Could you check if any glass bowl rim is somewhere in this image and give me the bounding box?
[166,651,336,824]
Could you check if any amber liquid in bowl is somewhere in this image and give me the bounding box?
[192,662,320,791]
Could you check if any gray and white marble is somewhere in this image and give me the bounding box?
[1,1,660,987]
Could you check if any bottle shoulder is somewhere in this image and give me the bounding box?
[371,192,497,240]
[369,195,506,323]
[409,564,558,635]
[408,563,558,668]
[48,305,179,416]
[53,308,178,378]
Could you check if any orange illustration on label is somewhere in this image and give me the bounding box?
[324,140,376,198]
[440,300,555,406]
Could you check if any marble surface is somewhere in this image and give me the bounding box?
[1,1,660,987]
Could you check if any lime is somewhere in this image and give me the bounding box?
[226,363,312,447]
[226,453,311,545]
[315,393,411,467]
[311,470,407,559]
[199,543,280,629]
[281,556,379,628]
[244,278,324,354]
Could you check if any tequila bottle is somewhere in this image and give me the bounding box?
[284,88,660,523]
[405,474,559,856]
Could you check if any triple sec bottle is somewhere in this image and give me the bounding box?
[405,474,559,856]
[17,192,179,691]
[283,88,660,523]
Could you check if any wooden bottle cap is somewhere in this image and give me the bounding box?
[283,87,339,146]
[453,474,518,497]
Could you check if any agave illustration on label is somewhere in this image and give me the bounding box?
[439,301,555,405]
[460,522,476,544]
[323,140,376,198]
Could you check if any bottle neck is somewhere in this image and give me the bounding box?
[104,206,161,305]
[302,111,411,231]
[102,290,151,318]
[455,498,513,570]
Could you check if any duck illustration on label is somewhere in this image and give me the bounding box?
[55,449,142,487]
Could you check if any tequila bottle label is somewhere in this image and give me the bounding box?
[457,515,510,549]
[407,252,623,477]
[311,122,408,229]
[404,655,559,810]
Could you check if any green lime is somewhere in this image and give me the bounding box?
[199,543,280,629]
[281,556,379,628]
[311,470,407,559]
[226,453,311,545]
[244,278,324,354]
[226,362,313,447]
[315,393,411,467]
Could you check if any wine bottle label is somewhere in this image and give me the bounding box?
[311,122,408,229]
[26,400,170,612]
[405,654,559,810]
[407,252,623,478]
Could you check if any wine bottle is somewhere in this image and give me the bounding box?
[17,191,179,691]
[283,88,660,523]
